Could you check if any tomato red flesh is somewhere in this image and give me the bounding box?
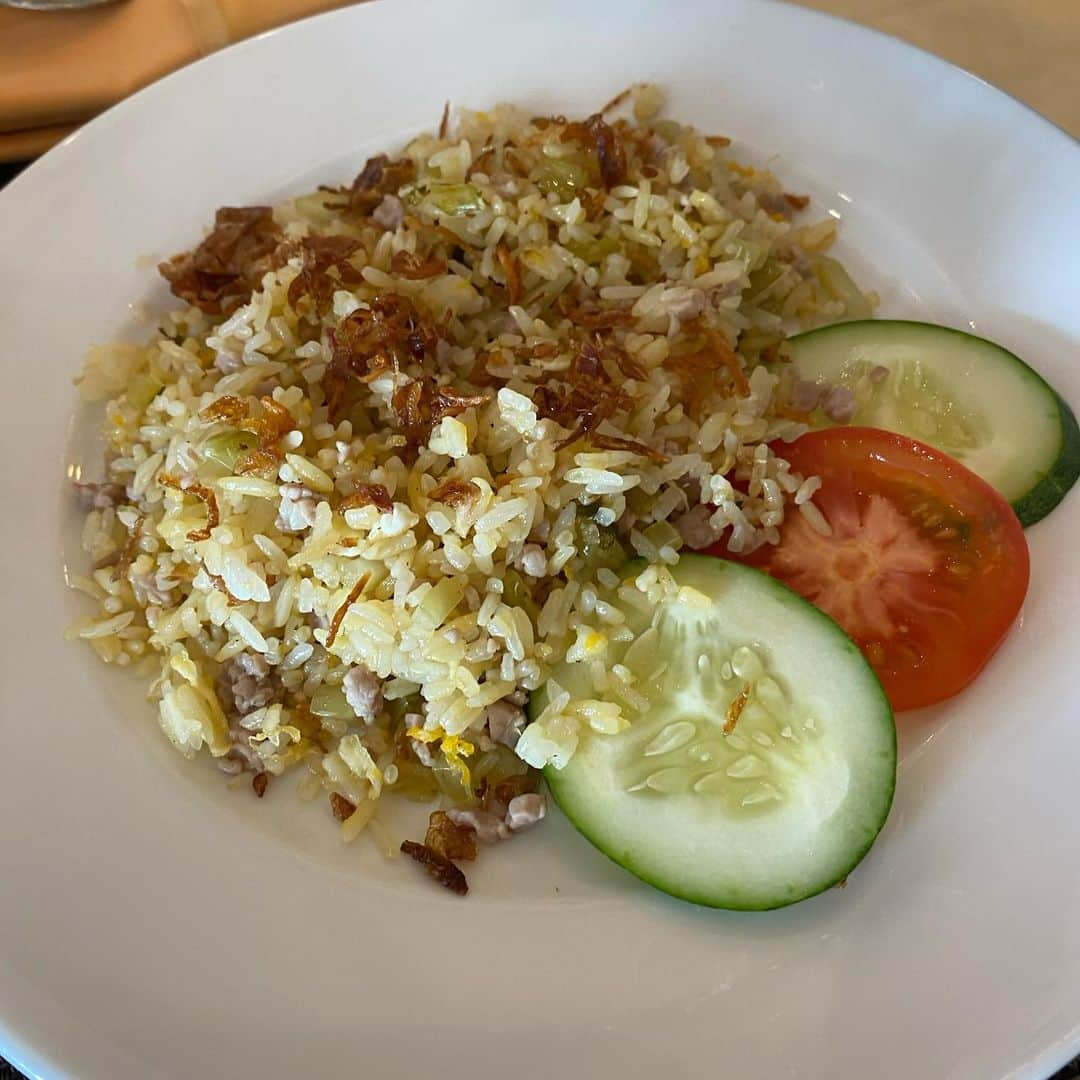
[712,428,1030,711]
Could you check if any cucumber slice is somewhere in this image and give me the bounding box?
[785,320,1079,526]
[536,556,896,911]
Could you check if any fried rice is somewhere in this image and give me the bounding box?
[67,85,876,881]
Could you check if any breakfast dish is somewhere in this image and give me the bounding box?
[2,2,1078,1076]
[66,85,1075,906]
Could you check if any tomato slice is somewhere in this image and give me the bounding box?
[713,428,1030,711]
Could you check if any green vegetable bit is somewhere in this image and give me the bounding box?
[202,430,259,471]
[310,683,353,721]
[502,569,540,623]
[747,256,788,298]
[534,158,588,200]
[124,373,163,411]
[575,511,627,572]
[403,180,485,216]
[567,234,619,265]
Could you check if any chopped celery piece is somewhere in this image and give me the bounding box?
[534,158,588,200]
[125,374,163,411]
[568,234,619,264]
[402,181,485,216]
[311,683,353,721]
[202,430,259,470]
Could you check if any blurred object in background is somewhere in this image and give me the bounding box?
[3,2,121,10]
[0,0,355,160]
[3,0,1075,163]
[794,0,1080,138]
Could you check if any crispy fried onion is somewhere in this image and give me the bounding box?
[589,432,670,463]
[427,478,479,507]
[600,86,633,115]
[338,483,393,514]
[425,810,478,862]
[402,214,473,251]
[529,114,567,131]
[325,572,371,649]
[389,249,447,280]
[603,337,647,381]
[158,474,220,542]
[329,792,356,822]
[345,154,416,216]
[503,145,532,178]
[111,513,146,583]
[324,293,440,421]
[467,348,496,387]
[667,326,750,397]
[529,110,628,188]
[562,113,627,188]
[580,187,608,222]
[287,234,365,313]
[400,839,469,896]
[234,448,283,477]
[391,379,491,447]
[555,288,635,330]
[495,243,521,304]
[198,395,297,475]
[519,340,559,360]
[466,143,495,180]
[533,339,637,450]
[570,334,647,383]
[207,573,240,605]
[199,395,250,425]
[158,206,282,315]
[246,397,297,445]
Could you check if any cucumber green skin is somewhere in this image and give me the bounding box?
[538,558,897,911]
[788,319,1080,527]
[1013,388,1080,526]
[545,760,896,912]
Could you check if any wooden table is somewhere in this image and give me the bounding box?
[794,0,1080,137]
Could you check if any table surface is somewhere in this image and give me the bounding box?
[0,0,1077,1076]
[795,0,1080,138]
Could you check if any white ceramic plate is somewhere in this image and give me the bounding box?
[1,1,1078,1077]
